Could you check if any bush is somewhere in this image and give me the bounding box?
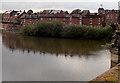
[33,21,63,37]
[20,21,114,40]
[61,24,113,40]
[20,24,35,36]
[61,24,80,38]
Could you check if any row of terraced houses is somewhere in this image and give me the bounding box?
[1,8,119,30]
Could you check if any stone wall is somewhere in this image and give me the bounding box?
[90,64,120,82]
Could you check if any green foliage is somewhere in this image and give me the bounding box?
[20,21,114,40]
[33,21,63,37]
[61,24,81,38]
[62,24,113,40]
[16,19,21,25]
[71,9,81,14]
[20,21,63,37]
[11,23,17,27]
[20,24,35,36]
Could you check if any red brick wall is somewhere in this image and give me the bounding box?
[82,17,102,26]
[92,18,101,26]
[43,18,49,21]
[21,17,103,26]
[0,24,3,27]
[1,24,10,30]
[2,13,11,22]
[72,18,79,24]
[56,18,64,22]
[105,10,118,25]
[20,19,24,24]
[82,17,90,25]
[65,18,70,24]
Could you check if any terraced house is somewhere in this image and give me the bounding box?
[1,7,119,30]
[20,9,102,26]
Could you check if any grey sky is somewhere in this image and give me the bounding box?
[0,0,120,13]
[1,0,119,2]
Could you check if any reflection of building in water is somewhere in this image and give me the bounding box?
[2,32,104,57]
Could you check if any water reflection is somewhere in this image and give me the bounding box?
[2,31,111,81]
[2,31,106,57]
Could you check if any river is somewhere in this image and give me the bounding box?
[1,31,111,81]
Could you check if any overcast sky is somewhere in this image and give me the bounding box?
[0,0,120,13]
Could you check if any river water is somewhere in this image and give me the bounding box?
[1,32,111,81]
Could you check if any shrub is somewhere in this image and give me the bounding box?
[61,24,80,38]
[33,21,63,37]
[20,21,114,40]
[20,24,35,36]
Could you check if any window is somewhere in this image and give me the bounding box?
[98,18,101,24]
[63,21,65,24]
[63,18,65,21]
[102,18,104,21]
[107,14,109,18]
[36,19,38,21]
[79,20,82,25]
[24,19,26,23]
[55,18,56,20]
[30,20,32,24]
[111,14,112,19]
[89,18,92,24]
[70,16,72,21]
[79,16,82,20]
[30,15,31,18]
[41,18,43,20]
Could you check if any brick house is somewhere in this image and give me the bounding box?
[20,9,102,26]
[82,13,102,26]
[2,8,119,29]
[2,10,26,24]
[2,10,26,30]
[98,8,119,25]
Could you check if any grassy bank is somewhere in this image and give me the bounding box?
[20,21,114,40]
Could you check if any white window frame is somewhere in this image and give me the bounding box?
[41,18,43,20]
[98,18,101,24]
[49,18,52,20]
[24,19,26,23]
[89,18,92,24]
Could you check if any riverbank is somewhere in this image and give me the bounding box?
[2,30,20,35]
[90,28,120,82]
[90,63,120,82]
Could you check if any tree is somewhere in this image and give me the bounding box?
[71,9,81,14]
[16,18,21,25]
